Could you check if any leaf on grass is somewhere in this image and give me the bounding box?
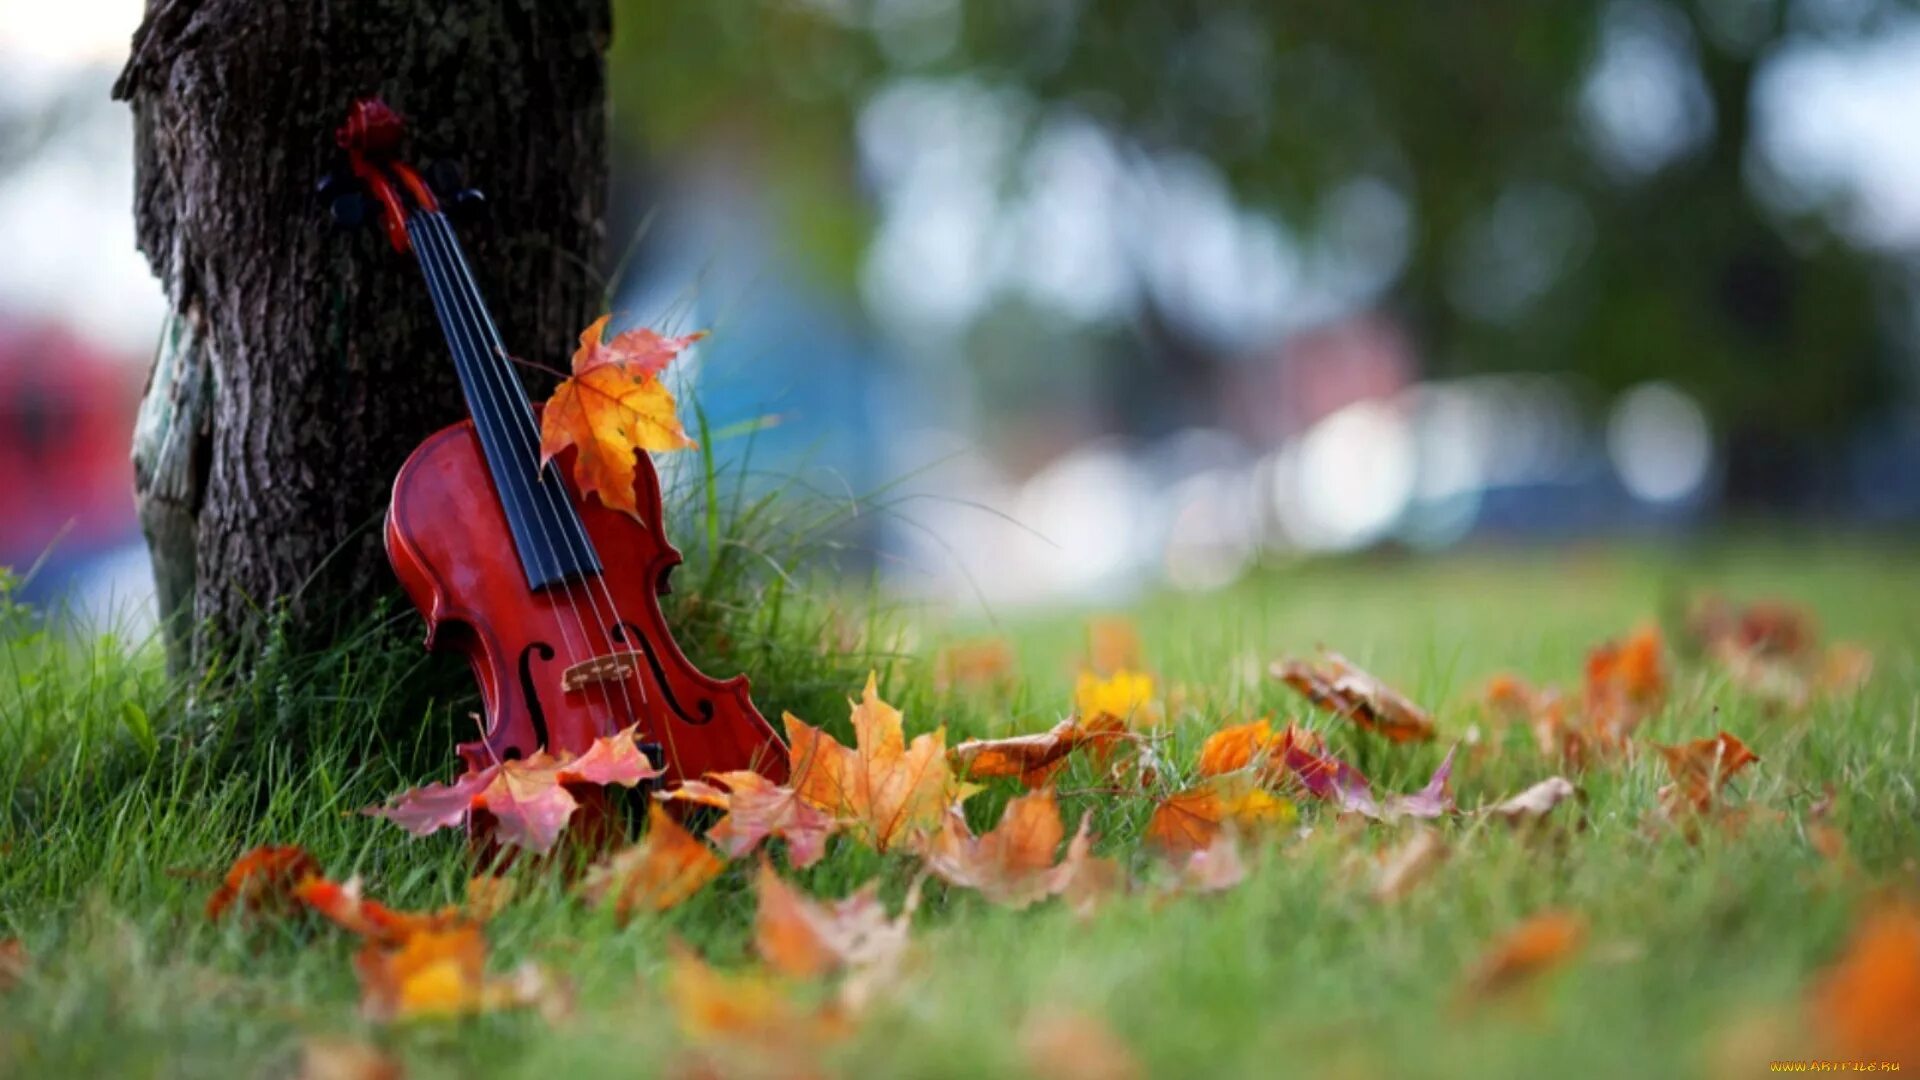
[1166,829,1247,897]
[1371,829,1448,902]
[923,789,1103,909]
[352,924,489,1021]
[932,638,1017,693]
[294,877,464,944]
[1583,625,1668,733]
[580,804,725,920]
[1486,776,1578,825]
[1021,1009,1145,1080]
[753,861,917,985]
[785,673,975,853]
[537,315,698,519]
[1195,718,1278,777]
[1336,747,1458,821]
[1086,616,1145,676]
[1808,900,1920,1062]
[206,845,322,920]
[367,727,662,854]
[950,717,1123,789]
[1075,669,1160,728]
[295,1037,404,1080]
[667,943,851,1049]
[1146,775,1293,859]
[1272,652,1435,743]
[1461,910,1587,1001]
[1655,731,1758,816]
[658,770,839,868]
[0,938,28,992]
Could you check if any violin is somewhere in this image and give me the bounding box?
[329,99,790,801]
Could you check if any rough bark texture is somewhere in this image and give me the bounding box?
[114,0,610,670]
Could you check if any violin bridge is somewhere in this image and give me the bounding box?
[561,651,641,692]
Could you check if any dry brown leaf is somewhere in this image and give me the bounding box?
[205,845,322,921]
[753,861,915,983]
[786,673,975,853]
[1655,731,1759,816]
[1486,777,1578,825]
[1021,1009,1144,1080]
[667,943,851,1049]
[924,789,1098,909]
[1808,900,1920,1061]
[1461,910,1587,1001]
[1273,652,1435,743]
[1372,829,1449,902]
[1167,830,1247,897]
[657,770,839,868]
[1583,625,1668,734]
[295,1037,403,1080]
[949,717,1123,789]
[1145,775,1293,859]
[579,804,726,920]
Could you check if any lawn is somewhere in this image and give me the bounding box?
[1,540,1917,1078]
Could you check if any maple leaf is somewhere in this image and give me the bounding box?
[1486,776,1578,825]
[1371,829,1449,902]
[368,727,661,854]
[666,943,851,1049]
[1165,830,1247,897]
[923,789,1101,909]
[1461,910,1587,1001]
[932,638,1017,693]
[1808,900,1920,1062]
[1075,669,1160,728]
[352,924,491,1021]
[1273,652,1435,742]
[538,315,699,519]
[1146,774,1293,859]
[1195,718,1277,776]
[293,877,464,945]
[949,717,1124,789]
[579,804,726,920]
[1583,625,1668,733]
[1336,747,1458,821]
[1655,731,1759,816]
[753,861,917,985]
[785,673,975,853]
[658,770,839,868]
[206,845,322,920]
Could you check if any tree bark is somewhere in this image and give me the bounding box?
[114,0,610,671]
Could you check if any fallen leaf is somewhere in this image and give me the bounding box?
[538,316,699,519]
[1075,669,1159,728]
[206,845,322,920]
[658,770,839,869]
[1086,616,1145,676]
[1273,652,1435,742]
[353,924,489,1021]
[950,717,1120,789]
[923,789,1092,908]
[1167,829,1247,896]
[1343,746,1458,821]
[1486,776,1578,825]
[932,638,1017,693]
[0,938,27,991]
[1372,829,1448,902]
[786,673,975,853]
[1195,718,1276,777]
[1583,625,1668,732]
[1808,900,1920,1061]
[580,804,726,920]
[1656,731,1759,815]
[368,727,662,854]
[1021,1009,1144,1080]
[1146,775,1293,859]
[1462,910,1587,1000]
[753,861,917,986]
[294,877,464,944]
[295,1037,403,1080]
[666,943,850,1048]
[1053,816,1125,919]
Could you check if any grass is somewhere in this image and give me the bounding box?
[1,537,1917,1078]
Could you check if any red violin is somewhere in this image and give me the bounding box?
[332,99,789,800]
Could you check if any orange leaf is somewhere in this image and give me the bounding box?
[296,1037,404,1080]
[1273,652,1435,743]
[352,924,490,1021]
[294,877,463,944]
[1145,775,1293,859]
[464,875,517,922]
[0,938,28,992]
[1086,616,1145,676]
[1584,625,1668,733]
[950,717,1120,789]
[538,316,699,519]
[753,861,915,982]
[1166,830,1247,897]
[932,638,1017,693]
[206,845,322,920]
[1809,900,1920,1061]
[580,804,726,919]
[658,770,839,868]
[1462,910,1587,1000]
[923,790,1090,908]
[667,943,851,1048]
[785,673,974,853]
[1021,1009,1145,1080]
[1195,718,1276,776]
[1655,731,1759,815]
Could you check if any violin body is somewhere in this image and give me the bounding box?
[386,415,790,785]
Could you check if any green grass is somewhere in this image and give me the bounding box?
[2,540,1918,1078]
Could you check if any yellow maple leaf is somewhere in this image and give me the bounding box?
[538,314,699,520]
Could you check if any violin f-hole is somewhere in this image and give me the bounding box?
[516,640,556,751]
[611,620,716,725]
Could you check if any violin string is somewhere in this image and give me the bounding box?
[421,212,677,768]
[409,215,634,743]
[416,212,650,743]
[420,212,656,743]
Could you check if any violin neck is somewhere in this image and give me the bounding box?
[406,210,602,590]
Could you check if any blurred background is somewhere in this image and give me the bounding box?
[4,0,1920,626]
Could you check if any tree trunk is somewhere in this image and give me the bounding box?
[113,0,610,672]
